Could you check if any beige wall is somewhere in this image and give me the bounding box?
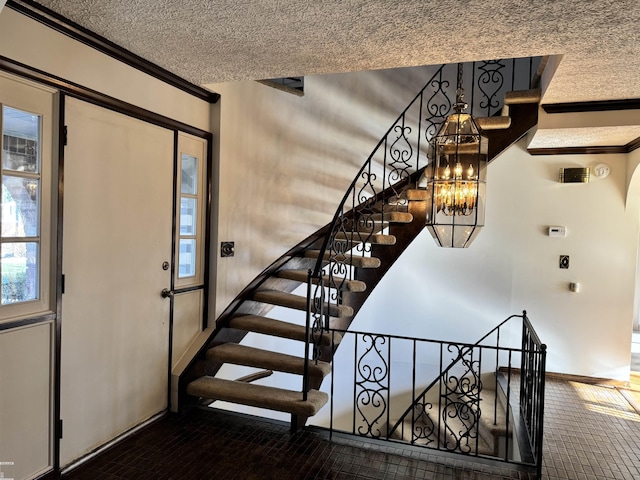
[0,8,210,131]
[206,65,439,319]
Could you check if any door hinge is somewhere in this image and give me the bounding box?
[58,419,63,439]
[61,274,65,294]
[63,125,68,146]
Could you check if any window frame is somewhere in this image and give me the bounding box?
[0,73,56,323]
[174,133,206,289]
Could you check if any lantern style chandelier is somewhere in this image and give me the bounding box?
[425,63,488,248]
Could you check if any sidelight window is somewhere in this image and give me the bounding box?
[1,106,41,305]
[174,134,205,289]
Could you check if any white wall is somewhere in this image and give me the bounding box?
[627,148,640,331]
[355,144,637,380]
[209,71,639,381]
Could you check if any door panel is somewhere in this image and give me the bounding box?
[60,98,174,465]
[172,290,203,369]
[0,322,53,480]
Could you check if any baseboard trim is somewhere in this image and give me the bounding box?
[498,367,630,388]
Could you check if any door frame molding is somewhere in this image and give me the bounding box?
[0,58,213,475]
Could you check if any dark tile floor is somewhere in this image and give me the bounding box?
[64,377,640,480]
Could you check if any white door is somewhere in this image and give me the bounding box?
[60,98,174,466]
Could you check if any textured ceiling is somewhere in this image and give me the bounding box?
[33,0,640,104]
[529,126,640,149]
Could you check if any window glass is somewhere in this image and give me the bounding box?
[178,239,196,278]
[2,106,40,173]
[1,105,42,306]
[1,242,38,304]
[181,154,198,195]
[180,197,196,236]
[2,176,39,237]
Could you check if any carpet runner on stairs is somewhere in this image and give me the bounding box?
[228,314,343,346]
[186,377,328,417]
[207,343,331,380]
[253,290,354,317]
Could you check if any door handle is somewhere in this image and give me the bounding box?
[161,288,174,299]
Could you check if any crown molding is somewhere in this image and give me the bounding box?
[6,0,219,103]
[542,98,640,114]
[528,137,640,156]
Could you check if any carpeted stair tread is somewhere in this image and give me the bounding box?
[478,389,512,438]
[276,269,366,292]
[439,409,495,457]
[187,376,328,417]
[369,211,413,223]
[254,289,354,317]
[475,116,512,130]
[304,250,381,269]
[229,314,343,346]
[334,232,396,245]
[207,343,331,378]
[504,88,541,105]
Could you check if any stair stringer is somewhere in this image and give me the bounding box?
[486,92,540,160]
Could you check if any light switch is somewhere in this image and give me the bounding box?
[559,255,569,269]
[221,241,234,257]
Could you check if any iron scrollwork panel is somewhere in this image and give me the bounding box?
[354,334,389,439]
[475,60,506,117]
[424,67,452,144]
[440,345,482,454]
[411,396,438,446]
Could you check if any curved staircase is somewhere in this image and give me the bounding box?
[179,59,545,428]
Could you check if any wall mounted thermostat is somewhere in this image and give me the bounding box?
[548,226,567,237]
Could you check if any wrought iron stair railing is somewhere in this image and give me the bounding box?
[303,57,541,389]
[323,312,546,478]
[178,56,544,430]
